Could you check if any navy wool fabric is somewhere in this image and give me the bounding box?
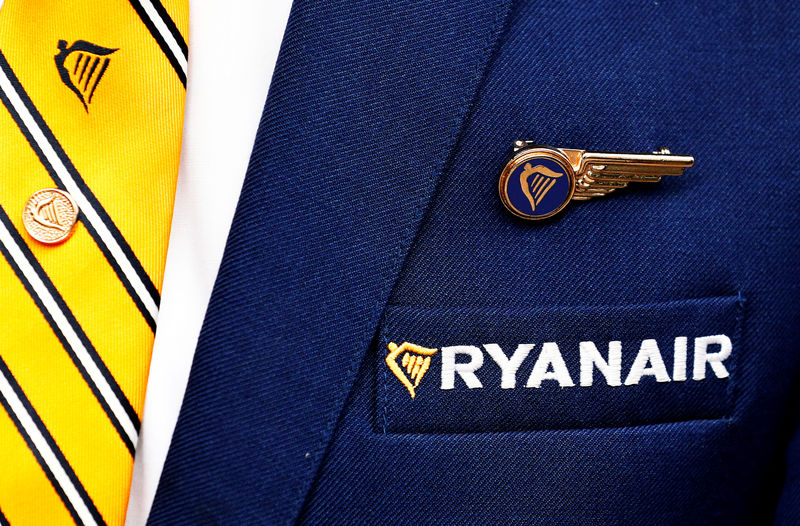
[151,0,800,524]
[149,0,512,524]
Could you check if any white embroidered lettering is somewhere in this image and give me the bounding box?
[579,340,622,387]
[526,342,574,388]
[484,343,533,389]
[693,334,732,380]
[441,346,484,389]
[672,336,688,382]
[624,339,670,385]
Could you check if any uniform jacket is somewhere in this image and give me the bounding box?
[148,0,800,524]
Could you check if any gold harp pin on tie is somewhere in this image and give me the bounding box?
[498,141,694,220]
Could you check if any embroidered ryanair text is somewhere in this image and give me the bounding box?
[386,335,732,399]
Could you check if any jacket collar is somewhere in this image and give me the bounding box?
[151,0,513,522]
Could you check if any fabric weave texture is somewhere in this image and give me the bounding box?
[152,1,800,524]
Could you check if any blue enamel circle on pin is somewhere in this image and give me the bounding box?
[503,155,573,219]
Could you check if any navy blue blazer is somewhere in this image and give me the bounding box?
[149,0,800,524]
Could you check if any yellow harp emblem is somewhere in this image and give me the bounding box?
[386,342,438,399]
[520,163,563,212]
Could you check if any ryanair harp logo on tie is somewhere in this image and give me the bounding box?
[55,40,117,111]
[499,142,694,220]
[22,189,79,245]
[386,342,438,398]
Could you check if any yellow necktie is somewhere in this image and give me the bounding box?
[0,0,187,524]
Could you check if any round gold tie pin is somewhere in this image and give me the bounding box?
[499,141,694,220]
[22,188,79,244]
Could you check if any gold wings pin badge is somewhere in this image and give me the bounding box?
[498,142,694,220]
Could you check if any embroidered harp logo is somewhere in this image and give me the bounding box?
[520,163,563,212]
[55,40,117,111]
[386,342,438,399]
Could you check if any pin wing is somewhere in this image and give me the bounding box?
[571,151,694,201]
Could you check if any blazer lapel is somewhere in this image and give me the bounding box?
[150,0,512,523]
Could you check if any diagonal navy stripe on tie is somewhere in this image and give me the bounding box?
[127,0,188,86]
[0,206,140,455]
[0,355,106,526]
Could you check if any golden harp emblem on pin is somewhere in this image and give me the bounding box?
[386,342,438,399]
[498,142,694,220]
[22,189,79,244]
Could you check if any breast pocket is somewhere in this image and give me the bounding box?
[377,295,744,434]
